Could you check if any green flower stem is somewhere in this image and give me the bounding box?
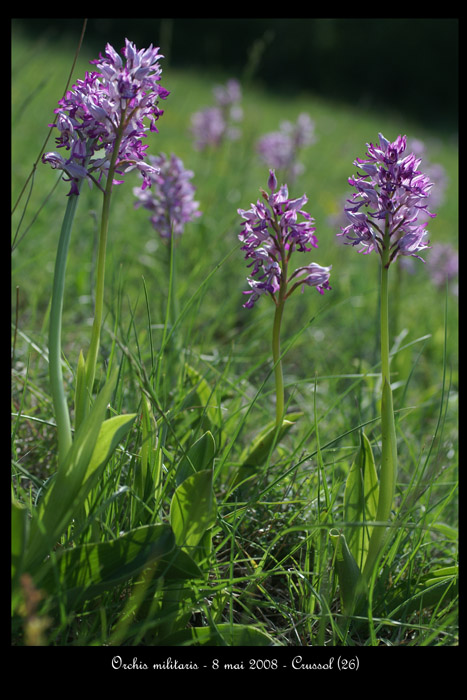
[363,228,398,581]
[84,180,112,395]
[270,217,289,429]
[84,119,126,406]
[380,234,392,388]
[49,190,81,465]
[164,227,179,347]
[272,292,286,429]
[154,230,179,397]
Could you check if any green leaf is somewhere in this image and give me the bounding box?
[137,393,162,501]
[330,529,367,616]
[170,469,217,550]
[176,431,215,486]
[344,431,379,570]
[154,547,203,581]
[24,373,136,573]
[389,565,458,615]
[432,522,458,541]
[160,623,279,646]
[411,577,458,611]
[362,378,398,582]
[36,524,175,605]
[83,413,137,484]
[379,376,398,510]
[231,413,302,490]
[424,565,458,580]
[11,499,29,610]
[184,364,222,434]
[73,349,87,432]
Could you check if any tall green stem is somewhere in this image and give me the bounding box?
[155,230,179,397]
[270,218,289,429]
[83,119,126,406]
[380,237,391,388]
[163,227,179,351]
[84,179,112,395]
[49,191,80,465]
[363,229,398,581]
[272,294,285,429]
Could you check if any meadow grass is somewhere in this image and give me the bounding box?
[11,28,458,648]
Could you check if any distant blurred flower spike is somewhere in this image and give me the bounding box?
[133,152,201,239]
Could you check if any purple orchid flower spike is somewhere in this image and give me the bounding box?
[338,133,436,265]
[256,113,316,183]
[43,38,169,195]
[237,170,331,429]
[238,170,331,308]
[134,153,201,239]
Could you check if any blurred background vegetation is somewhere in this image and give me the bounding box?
[12,17,458,403]
[12,17,458,132]
[11,17,458,374]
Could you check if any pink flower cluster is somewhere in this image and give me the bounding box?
[190,79,242,151]
[338,133,436,264]
[43,39,169,195]
[238,170,331,308]
[256,113,315,182]
[133,152,201,239]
